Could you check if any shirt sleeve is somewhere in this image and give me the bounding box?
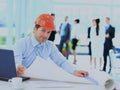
[50,43,76,74]
[13,39,25,68]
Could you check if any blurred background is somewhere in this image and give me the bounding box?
[0,0,120,49]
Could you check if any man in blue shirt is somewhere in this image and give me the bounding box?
[14,14,88,77]
[59,16,71,59]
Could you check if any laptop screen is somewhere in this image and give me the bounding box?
[0,49,17,79]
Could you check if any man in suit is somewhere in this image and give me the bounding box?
[59,16,71,59]
[103,17,115,73]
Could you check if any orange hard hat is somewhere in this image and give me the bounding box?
[35,14,55,31]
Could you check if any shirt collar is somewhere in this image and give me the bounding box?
[63,21,68,24]
[106,24,110,28]
[105,24,110,30]
[31,34,41,47]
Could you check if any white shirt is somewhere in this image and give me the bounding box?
[71,24,80,39]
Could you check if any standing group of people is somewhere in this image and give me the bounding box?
[58,16,80,65]
[49,15,80,64]
[88,17,115,73]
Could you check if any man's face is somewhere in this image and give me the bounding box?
[65,16,68,22]
[34,27,51,43]
[105,18,110,25]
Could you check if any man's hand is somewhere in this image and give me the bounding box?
[74,70,89,77]
[66,40,69,44]
[16,65,26,77]
[105,34,109,38]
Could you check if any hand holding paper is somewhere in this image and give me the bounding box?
[23,56,92,84]
[23,56,117,89]
[17,65,26,76]
[74,70,89,77]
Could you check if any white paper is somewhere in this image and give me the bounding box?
[23,57,116,89]
[87,70,116,90]
[25,81,72,88]
[23,56,92,84]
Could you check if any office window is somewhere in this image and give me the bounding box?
[0,0,120,48]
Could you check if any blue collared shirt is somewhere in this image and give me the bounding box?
[105,24,110,30]
[60,22,67,36]
[14,35,75,74]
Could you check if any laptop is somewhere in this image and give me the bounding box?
[0,49,30,81]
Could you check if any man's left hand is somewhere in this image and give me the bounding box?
[66,40,69,44]
[74,70,89,77]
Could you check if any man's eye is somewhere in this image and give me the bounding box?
[42,29,45,32]
[48,32,51,34]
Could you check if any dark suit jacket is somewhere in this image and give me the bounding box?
[87,27,91,38]
[87,27,92,55]
[104,25,115,55]
[60,23,71,41]
[48,31,56,41]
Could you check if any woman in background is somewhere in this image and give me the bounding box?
[71,19,80,64]
[88,18,103,69]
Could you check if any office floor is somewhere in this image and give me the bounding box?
[68,54,120,82]
[68,55,110,72]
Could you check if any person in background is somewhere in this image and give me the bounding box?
[87,26,92,67]
[103,17,115,73]
[88,18,103,69]
[59,16,71,59]
[71,19,80,64]
[14,14,88,77]
[48,13,57,41]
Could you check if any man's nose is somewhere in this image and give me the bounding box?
[44,32,49,37]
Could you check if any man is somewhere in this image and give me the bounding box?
[59,16,71,59]
[48,13,56,41]
[14,14,88,77]
[103,17,115,73]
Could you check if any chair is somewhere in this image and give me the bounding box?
[109,49,120,81]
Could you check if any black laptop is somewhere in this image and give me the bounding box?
[0,49,30,81]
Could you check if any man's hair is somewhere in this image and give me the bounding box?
[51,13,55,16]
[96,18,100,24]
[75,19,80,23]
[65,16,68,18]
[106,17,110,20]
[35,24,40,29]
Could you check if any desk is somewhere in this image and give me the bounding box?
[0,78,107,90]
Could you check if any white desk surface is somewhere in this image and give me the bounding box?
[0,78,107,90]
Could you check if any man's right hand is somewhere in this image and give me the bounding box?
[16,65,26,77]
[66,40,69,44]
[105,34,110,38]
